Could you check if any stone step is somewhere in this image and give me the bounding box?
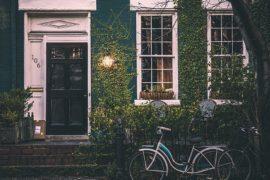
[0,155,76,166]
[0,164,108,178]
[0,145,78,156]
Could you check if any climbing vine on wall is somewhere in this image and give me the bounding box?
[178,0,208,106]
[91,12,136,109]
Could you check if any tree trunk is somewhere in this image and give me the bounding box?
[228,0,270,178]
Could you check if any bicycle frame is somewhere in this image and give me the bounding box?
[139,132,223,175]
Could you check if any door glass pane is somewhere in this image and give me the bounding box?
[51,47,65,59]
[70,64,83,89]
[51,98,65,125]
[70,98,83,125]
[51,64,65,89]
[69,47,83,59]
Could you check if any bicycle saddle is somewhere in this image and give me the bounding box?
[189,137,203,144]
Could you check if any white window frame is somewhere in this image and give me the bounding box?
[134,11,180,106]
[207,11,249,105]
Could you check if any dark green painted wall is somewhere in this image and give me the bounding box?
[92,0,137,100]
[0,0,24,91]
[0,1,12,91]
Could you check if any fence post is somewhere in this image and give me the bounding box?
[116,118,125,179]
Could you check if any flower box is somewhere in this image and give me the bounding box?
[140,91,174,100]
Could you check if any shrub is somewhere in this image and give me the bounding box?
[0,88,33,127]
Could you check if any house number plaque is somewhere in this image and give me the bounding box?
[32,55,41,69]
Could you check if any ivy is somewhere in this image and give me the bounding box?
[178,0,208,106]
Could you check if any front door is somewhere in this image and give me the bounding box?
[46,43,88,135]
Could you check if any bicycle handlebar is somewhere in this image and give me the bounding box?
[240,126,260,136]
[157,126,171,132]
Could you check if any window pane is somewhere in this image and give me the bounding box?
[163,70,172,82]
[233,29,242,41]
[211,16,221,28]
[142,16,151,28]
[233,42,243,54]
[152,57,162,69]
[222,15,232,27]
[142,58,151,69]
[222,42,232,54]
[222,29,232,41]
[142,70,151,82]
[164,83,173,90]
[222,57,232,69]
[211,29,221,41]
[163,29,172,41]
[211,42,222,55]
[212,57,222,69]
[152,83,162,90]
[142,83,151,91]
[152,29,161,41]
[152,43,161,55]
[142,29,151,41]
[163,58,172,69]
[152,16,161,28]
[51,64,65,89]
[233,16,239,27]
[163,16,172,28]
[142,43,151,55]
[163,43,172,55]
[152,70,162,82]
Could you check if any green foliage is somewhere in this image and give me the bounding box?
[91,11,135,109]
[178,0,208,106]
[0,88,33,126]
[210,56,255,100]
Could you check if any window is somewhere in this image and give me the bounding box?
[136,12,179,105]
[207,13,248,100]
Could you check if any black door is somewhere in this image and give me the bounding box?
[47,43,88,135]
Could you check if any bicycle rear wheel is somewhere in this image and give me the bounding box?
[217,149,251,180]
[129,151,166,180]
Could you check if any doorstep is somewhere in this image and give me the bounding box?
[45,135,89,142]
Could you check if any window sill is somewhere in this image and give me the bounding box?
[134,99,181,106]
[212,99,242,105]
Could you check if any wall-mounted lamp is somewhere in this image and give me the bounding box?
[101,55,115,68]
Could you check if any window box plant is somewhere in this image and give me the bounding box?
[140,87,175,100]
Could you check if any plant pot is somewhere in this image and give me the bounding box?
[0,123,20,144]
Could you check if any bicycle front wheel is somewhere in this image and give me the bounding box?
[218,149,251,180]
[193,148,224,180]
[129,151,166,180]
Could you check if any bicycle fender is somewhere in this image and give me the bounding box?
[192,146,224,165]
[139,148,169,176]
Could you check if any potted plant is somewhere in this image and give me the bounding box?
[140,86,174,100]
[0,89,33,144]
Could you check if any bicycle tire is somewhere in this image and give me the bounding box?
[129,151,166,180]
[217,149,251,180]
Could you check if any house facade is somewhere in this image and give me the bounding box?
[0,0,248,139]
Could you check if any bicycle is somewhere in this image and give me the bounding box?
[217,126,268,180]
[129,126,233,180]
